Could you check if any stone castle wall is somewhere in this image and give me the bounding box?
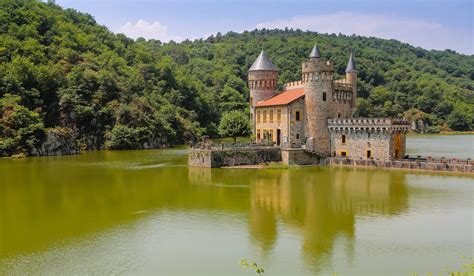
[330,131,391,159]
[328,118,410,160]
[287,98,305,148]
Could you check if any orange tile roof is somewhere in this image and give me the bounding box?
[255,88,304,107]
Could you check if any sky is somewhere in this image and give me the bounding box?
[54,0,473,54]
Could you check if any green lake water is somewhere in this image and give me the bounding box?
[0,134,473,275]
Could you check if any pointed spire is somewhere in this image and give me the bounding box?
[249,50,278,71]
[309,44,321,58]
[345,49,356,72]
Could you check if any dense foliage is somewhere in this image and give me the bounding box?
[0,0,473,155]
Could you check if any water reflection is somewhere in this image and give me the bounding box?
[1,151,411,273]
[189,166,409,272]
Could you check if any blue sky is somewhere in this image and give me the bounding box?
[55,0,473,54]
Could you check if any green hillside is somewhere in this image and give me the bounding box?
[0,0,473,156]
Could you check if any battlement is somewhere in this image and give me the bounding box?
[302,59,334,73]
[284,80,303,90]
[328,118,410,125]
[333,81,353,92]
[328,118,410,133]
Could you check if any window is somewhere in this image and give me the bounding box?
[256,129,261,141]
[296,133,300,139]
[295,111,301,121]
[257,111,261,123]
[277,109,281,122]
[395,149,399,159]
[263,110,267,123]
[342,135,346,144]
[340,151,347,157]
[338,113,341,118]
[269,110,274,123]
[367,150,372,158]
[323,92,327,101]
[250,97,253,105]
[368,132,371,138]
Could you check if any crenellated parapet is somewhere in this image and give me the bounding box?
[333,81,353,101]
[302,59,334,83]
[284,80,304,90]
[328,118,411,133]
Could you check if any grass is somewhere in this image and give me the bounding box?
[211,136,252,143]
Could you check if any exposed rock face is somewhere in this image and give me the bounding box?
[32,127,79,156]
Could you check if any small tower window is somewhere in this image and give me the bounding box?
[295,111,301,121]
[367,150,372,158]
[296,133,300,139]
[323,92,327,101]
[342,135,346,144]
[338,113,341,118]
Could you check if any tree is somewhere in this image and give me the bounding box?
[218,110,250,142]
[447,110,472,131]
[0,94,45,156]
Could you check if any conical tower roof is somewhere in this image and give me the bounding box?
[345,51,357,72]
[249,50,278,71]
[309,44,321,58]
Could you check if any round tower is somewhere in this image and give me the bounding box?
[302,45,334,155]
[248,50,278,130]
[345,51,358,111]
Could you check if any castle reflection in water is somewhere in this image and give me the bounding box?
[188,166,409,270]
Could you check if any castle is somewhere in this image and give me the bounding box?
[249,45,410,160]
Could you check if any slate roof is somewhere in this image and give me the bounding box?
[249,50,278,71]
[255,88,305,107]
[345,52,357,72]
[309,44,321,58]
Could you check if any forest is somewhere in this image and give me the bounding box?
[1,0,473,156]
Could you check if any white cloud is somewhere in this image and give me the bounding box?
[118,19,182,42]
[256,12,472,54]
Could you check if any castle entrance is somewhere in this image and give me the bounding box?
[277,129,281,146]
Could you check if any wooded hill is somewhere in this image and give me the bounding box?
[1,0,473,156]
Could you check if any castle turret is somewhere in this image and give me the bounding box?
[302,46,334,155]
[248,50,278,130]
[345,51,357,111]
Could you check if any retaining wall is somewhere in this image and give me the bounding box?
[328,157,473,174]
[281,149,324,165]
[189,147,281,168]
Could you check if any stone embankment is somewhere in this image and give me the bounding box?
[188,147,281,168]
[329,157,473,174]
